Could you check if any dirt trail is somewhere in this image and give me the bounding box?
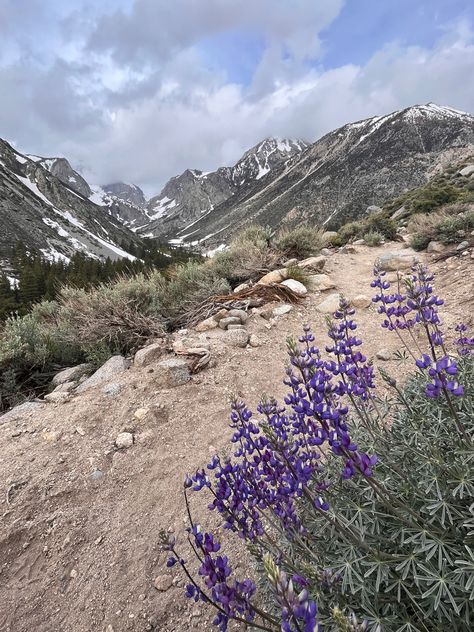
[0,243,472,632]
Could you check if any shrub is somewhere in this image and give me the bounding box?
[274,225,326,259]
[362,231,383,246]
[408,205,474,249]
[164,264,474,631]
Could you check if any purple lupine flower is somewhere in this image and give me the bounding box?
[371,266,415,331]
[419,354,464,398]
[455,323,474,356]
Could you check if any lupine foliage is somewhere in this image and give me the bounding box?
[164,263,473,631]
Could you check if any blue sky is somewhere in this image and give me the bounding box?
[0,0,473,192]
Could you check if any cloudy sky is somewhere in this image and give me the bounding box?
[1,0,474,194]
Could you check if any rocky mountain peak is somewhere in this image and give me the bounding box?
[102,182,146,209]
[33,156,92,198]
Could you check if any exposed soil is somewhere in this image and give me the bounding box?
[1,243,473,632]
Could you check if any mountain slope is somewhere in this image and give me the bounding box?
[140,138,308,239]
[0,140,141,265]
[161,104,474,248]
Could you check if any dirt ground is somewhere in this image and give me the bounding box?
[0,242,472,632]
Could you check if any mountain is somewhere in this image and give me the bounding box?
[150,104,474,249]
[88,183,149,229]
[0,139,142,266]
[139,138,308,239]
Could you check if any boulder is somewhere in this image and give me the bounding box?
[115,432,134,449]
[427,241,445,253]
[315,294,342,314]
[76,356,130,393]
[320,248,332,256]
[194,316,218,332]
[281,279,307,297]
[283,258,298,267]
[352,295,371,309]
[306,274,335,292]
[376,349,392,361]
[154,358,191,388]
[376,249,418,271]
[44,392,70,404]
[456,241,469,251]
[391,206,407,220]
[0,401,45,425]
[227,308,249,324]
[353,239,365,245]
[272,304,293,317]
[366,205,382,215]
[224,329,249,348]
[459,164,474,177]
[134,342,166,368]
[340,245,357,254]
[233,282,251,293]
[297,256,326,271]
[52,363,90,387]
[219,316,242,330]
[51,381,76,393]
[257,269,287,285]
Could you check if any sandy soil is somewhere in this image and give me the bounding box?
[0,242,472,632]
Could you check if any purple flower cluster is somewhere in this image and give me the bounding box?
[416,354,464,397]
[455,323,474,356]
[371,268,415,331]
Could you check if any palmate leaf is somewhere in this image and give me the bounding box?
[415,564,460,614]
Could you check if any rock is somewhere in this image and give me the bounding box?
[376,349,392,361]
[272,304,293,317]
[322,231,338,242]
[134,342,165,368]
[52,363,90,387]
[153,575,173,592]
[154,358,191,388]
[194,316,218,332]
[366,205,382,214]
[456,241,469,251]
[340,244,357,254]
[427,241,445,253]
[227,308,249,324]
[76,356,130,393]
[227,324,245,330]
[315,294,342,314]
[306,274,335,292]
[352,295,371,309]
[75,426,86,436]
[353,239,365,245]
[233,282,250,293]
[51,381,76,393]
[41,430,62,442]
[90,469,104,481]
[223,329,249,348]
[257,269,287,285]
[249,334,262,347]
[134,408,150,421]
[297,255,326,271]
[459,164,474,177]
[173,337,210,353]
[115,432,134,449]
[44,392,70,404]
[218,316,242,330]
[391,206,407,220]
[212,309,230,322]
[103,382,122,396]
[0,401,45,425]
[320,248,332,256]
[376,249,418,271]
[283,258,298,267]
[281,279,307,296]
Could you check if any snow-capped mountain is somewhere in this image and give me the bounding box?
[0,139,142,265]
[140,137,309,239]
[161,103,474,248]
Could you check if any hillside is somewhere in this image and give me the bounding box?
[0,241,472,631]
[160,104,474,249]
[0,139,141,265]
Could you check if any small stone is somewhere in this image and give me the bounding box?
[51,381,76,393]
[257,269,287,285]
[44,392,70,404]
[191,606,201,618]
[376,349,392,361]
[103,382,122,396]
[353,239,365,245]
[297,255,326,271]
[153,575,173,592]
[427,241,445,253]
[115,432,134,449]
[281,279,307,296]
[75,426,86,436]
[283,258,298,267]
[227,308,249,324]
[218,316,242,330]
[70,569,78,578]
[41,430,62,442]
[306,274,335,292]
[233,282,250,293]
[459,164,474,177]
[366,205,382,215]
[154,358,191,388]
[320,248,332,256]
[391,206,407,220]
[352,295,371,309]
[134,407,149,421]
[223,329,250,348]
[272,304,293,317]
[456,241,469,251]
[249,334,262,348]
[194,316,218,332]
[90,469,104,481]
[376,250,418,272]
[134,342,165,368]
[315,294,342,314]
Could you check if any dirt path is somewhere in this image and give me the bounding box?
[0,243,472,632]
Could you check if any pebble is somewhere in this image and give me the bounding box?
[115,432,134,449]
[153,574,173,592]
[376,349,392,361]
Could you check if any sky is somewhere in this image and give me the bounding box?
[0,0,473,194]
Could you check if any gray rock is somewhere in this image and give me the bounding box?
[456,241,469,251]
[306,274,336,291]
[459,164,474,177]
[90,469,104,481]
[249,334,263,347]
[257,269,287,285]
[134,342,165,368]
[194,316,219,332]
[153,574,173,592]
[115,432,134,449]
[366,205,382,214]
[227,308,249,324]
[297,256,326,271]
[272,304,293,317]
[376,249,418,271]
[352,295,371,308]
[52,363,90,387]
[76,356,130,393]
[353,239,365,245]
[44,392,70,404]
[224,329,250,348]
[154,358,191,388]
[376,349,392,361]
[283,258,298,267]
[0,401,45,425]
[219,316,242,330]
[427,241,445,253]
[391,206,407,220]
[316,294,342,314]
[103,382,122,396]
[233,282,251,293]
[320,248,332,256]
[51,381,76,393]
[281,279,308,296]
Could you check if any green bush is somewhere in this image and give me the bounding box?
[410,232,432,251]
[362,231,383,246]
[274,225,325,259]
